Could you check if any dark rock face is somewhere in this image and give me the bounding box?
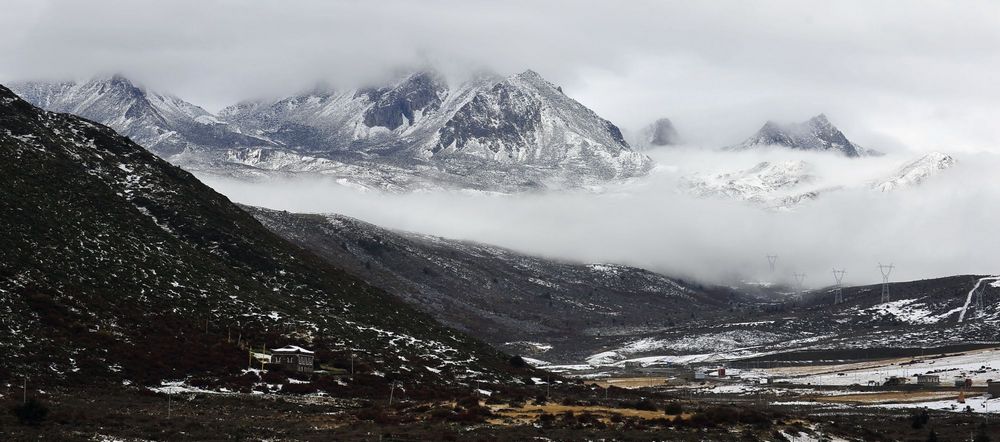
[646,118,680,146]
[732,114,871,157]
[435,80,542,155]
[361,72,447,130]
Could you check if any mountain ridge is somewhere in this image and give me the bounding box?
[0,83,526,385]
[13,70,651,191]
[727,114,878,157]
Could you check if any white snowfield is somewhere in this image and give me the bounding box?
[772,347,1000,387]
[870,152,957,192]
[681,151,956,209]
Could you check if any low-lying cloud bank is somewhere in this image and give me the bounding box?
[201,148,1000,288]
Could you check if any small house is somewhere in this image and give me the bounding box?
[916,374,940,386]
[953,376,972,388]
[270,345,315,374]
[884,376,908,386]
[987,381,1000,397]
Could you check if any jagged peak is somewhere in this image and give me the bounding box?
[515,69,544,80]
[510,69,558,91]
[808,113,831,125]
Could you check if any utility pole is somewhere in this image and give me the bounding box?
[23,377,27,404]
[388,382,397,406]
[878,263,894,304]
[832,269,847,305]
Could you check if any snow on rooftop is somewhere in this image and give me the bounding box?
[270,345,314,354]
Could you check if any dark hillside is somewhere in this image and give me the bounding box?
[0,85,528,387]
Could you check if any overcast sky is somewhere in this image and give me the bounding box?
[2,0,999,150]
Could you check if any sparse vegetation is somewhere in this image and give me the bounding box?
[10,398,48,426]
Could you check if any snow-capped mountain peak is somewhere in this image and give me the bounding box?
[10,74,272,156]
[431,69,648,179]
[871,151,956,192]
[15,69,652,191]
[728,113,877,157]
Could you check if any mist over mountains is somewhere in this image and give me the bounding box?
[201,147,999,288]
[11,71,652,191]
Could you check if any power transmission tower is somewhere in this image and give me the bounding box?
[793,272,806,302]
[878,263,894,303]
[767,255,778,273]
[832,269,847,304]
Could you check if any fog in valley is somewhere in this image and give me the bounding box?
[202,147,1000,288]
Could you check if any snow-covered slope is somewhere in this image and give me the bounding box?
[871,152,956,192]
[218,69,652,189]
[15,70,651,191]
[681,160,829,208]
[682,151,956,209]
[727,114,877,157]
[9,75,272,156]
[430,70,650,178]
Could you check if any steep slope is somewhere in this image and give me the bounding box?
[244,207,743,362]
[728,114,876,157]
[430,70,651,180]
[871,151,956,192]
[10,75,272,157]
[211,70,653,190]
[218,71,469,154]
[0,85,524,385]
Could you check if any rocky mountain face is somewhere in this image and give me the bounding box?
[9,75,272,157]
[871,152,956,192]
[639,118,680,147]
[215,70,652,190]
[0,84,528,386]
[728,114,877,157]
[9,70,651,192]
[244,207,744,363]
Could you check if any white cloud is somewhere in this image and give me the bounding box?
[201,148,1000,288]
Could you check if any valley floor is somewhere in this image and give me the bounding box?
[2,371,997,441]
